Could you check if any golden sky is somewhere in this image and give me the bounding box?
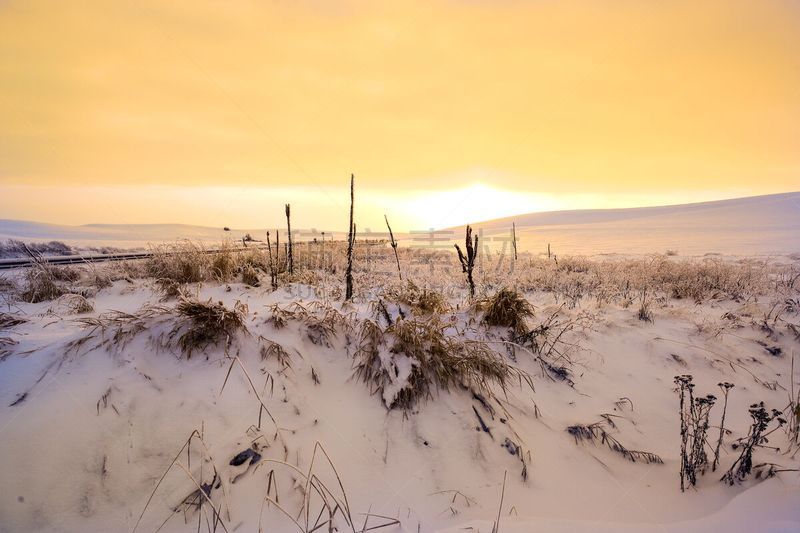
[1,0,798,229]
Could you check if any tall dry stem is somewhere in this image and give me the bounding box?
[385,214,402,281]
[345,173,355,301]
[285,204,294,274]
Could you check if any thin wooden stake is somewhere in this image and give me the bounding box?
[345,174,355,301]
[385,214,402,281]
[511,222,518,261]
[285,204,294,274]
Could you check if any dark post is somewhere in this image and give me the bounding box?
[285,204,293,274]
[511,222,518,261]
[265,231,278,289]
[345,174,355,300]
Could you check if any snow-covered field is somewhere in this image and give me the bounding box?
[2,191,798,257]
[0,242,798,533]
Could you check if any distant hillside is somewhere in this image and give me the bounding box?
[0,220,304,253]
[449,192,800,256]
[1,192,798,256]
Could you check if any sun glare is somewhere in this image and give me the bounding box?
[405,184,553,229]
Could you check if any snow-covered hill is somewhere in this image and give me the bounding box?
[452,191,800,256]
[0,220,267,250]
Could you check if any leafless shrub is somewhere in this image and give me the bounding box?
[721,402,786,485]
[713,382,735,471]
[455,225,478,299]
[675,374,717,490]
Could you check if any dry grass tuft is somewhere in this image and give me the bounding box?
[50,293,94,314]
[354,316,532,409]
[259,338,291,367]
[14,245,81,304]
[155,278,184,299]
[146,242,209,286]
[67,296,247,358]
[0,312,27,329]
[172,297,248,357]
[147,241,267,296]
[83,263,113,292]
[1,312,26,359]
[69,304,169,354]
[209,242,237,281]
[382,280,449,316]
[0,274,16,293]
[70,297,249,358]
[0,336,18,361]
[241,264,260,287]
[21,267,64,303]
[266,302,353,347]
[477,288,534,335]
[145,242,279,295]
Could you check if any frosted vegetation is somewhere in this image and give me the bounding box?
[0,239,798,532]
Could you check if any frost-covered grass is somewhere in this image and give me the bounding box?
[9,240,798,309]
